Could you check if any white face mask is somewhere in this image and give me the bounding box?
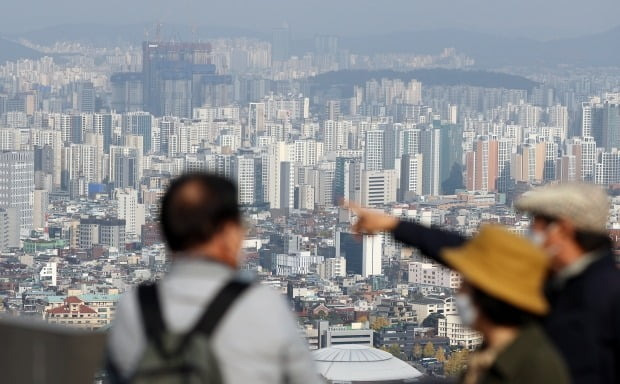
[528,223,559,257]
[528,229,547,247]
[455,293,478,327]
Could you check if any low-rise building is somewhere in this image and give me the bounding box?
[438,314,482,350]
[410,295,457,322]
[45,296,100,330]
[304,321,374,349]
[408,262,462,289]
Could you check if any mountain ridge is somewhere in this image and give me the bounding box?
[4,24,620,67]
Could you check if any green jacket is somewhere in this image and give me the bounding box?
[473,324,570,384]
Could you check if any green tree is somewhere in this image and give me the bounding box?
[423,342,436,358]
[444,349,469,377]
[327,312,343,324]
[371,317,390,331]
[387,344,403,359]
[421,313,445,331]
[435,347,446,363]
[412,343,423,360]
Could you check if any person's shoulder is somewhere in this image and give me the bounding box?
[111,286,142,326]
[524,332,570,382]
[584,254,620,291]
[216,282,299,341]
[229,281,295,321]
[238,282,289,307]
[116,286,139,311]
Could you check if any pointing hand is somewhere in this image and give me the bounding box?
[341,200,399,235]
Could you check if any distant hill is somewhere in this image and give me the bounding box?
[13,23,620,67]
[15,24,265,46]
[339,27,620,67]
[308,69,538,97]
[0,38,43,62]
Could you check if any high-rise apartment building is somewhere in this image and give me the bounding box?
[232,155,257,206]
[324,120,348,153]
[93,113,113,154]
[116,188,145,239]
[280,161,295,211]
[326,100,341,121]
[123,112,152,154]
[322,257,346,280]
[439,123,463,194]
[465,136,498,192]
[0,151,34,234]
[0,208,18,250]
[30,129,62,187]
[400,154,423,201]
[364,129,384,171]
[557,155,578,183]
[548,104,569,141]
[543,140,558,181]
[361,169,397,207]
[78,218,126,250]
[603,102,620,150]
[335,231,382,277]
[109,146,140,189]
[110,72,144,113]
[63,144,101,188]
[248,103,266,140]
[497,138,513,193]
[271,26,291,62]
[32,189,49,230]
[76,82,95,114]
[421,128,441,195]
[400,129,420,156]
[333,157,362,205]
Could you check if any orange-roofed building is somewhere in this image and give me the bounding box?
[45,296,100,330]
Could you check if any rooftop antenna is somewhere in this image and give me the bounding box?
[156,22,163,42]
[192,25,198,42]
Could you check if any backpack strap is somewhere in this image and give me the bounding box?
[191,280,252,337]
[137,283,167,352]
[137,279,252,357]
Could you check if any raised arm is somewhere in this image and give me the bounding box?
[392,220,467,264]
[344,201,467,264]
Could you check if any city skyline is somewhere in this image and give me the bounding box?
[1,4,620,382]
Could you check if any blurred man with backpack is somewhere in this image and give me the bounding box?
[107,173,320,384]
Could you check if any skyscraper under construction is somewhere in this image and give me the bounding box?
[141,41,231,118]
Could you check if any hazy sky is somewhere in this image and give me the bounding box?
[3,0,620,40]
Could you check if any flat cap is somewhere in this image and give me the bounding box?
[515,183,609,234]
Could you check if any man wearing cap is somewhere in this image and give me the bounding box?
[345,182,620,384]
[442,225,569,384]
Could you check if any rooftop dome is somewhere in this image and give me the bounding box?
[313,344,423,383]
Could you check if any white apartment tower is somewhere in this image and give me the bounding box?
[232,155,256,205]
[0,151,34,234]
[364,129,384,171]
[116,188,145,239]
[400,154,423,201]
[362,235,382,277]
[361,169,397,207]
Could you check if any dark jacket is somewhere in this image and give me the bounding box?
[392,220,620,384]
[471,324,569,384]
